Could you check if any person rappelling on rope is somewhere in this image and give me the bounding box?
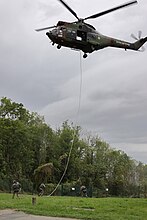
[38,183,46,196]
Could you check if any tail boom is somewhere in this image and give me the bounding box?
[132,37,147,51]
[106,36,147,51]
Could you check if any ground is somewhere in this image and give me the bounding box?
[0,210,79,220]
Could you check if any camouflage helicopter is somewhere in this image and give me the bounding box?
[36,0,147,58]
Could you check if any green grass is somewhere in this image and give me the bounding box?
[0,193,147,220]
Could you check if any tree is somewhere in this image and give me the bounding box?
[0,97,30,122]
[1,97,147,197]
[0,97,54,186]
[34,163,53,185]
[54,121,82,182]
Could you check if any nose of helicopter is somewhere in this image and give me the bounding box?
[46,31,52,40]
[46,29,57,41]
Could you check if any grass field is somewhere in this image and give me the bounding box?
[0,193,147,220]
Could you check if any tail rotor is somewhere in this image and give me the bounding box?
[131,31,145,52]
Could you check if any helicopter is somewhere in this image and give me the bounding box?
[36,0,147,58]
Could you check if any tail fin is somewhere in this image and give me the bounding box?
[133,37,147,51]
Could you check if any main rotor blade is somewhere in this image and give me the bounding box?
[84,0,138,20]
[57,0,79,20]
[35,26,56,32]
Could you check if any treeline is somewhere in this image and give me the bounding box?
[0,97,147,197]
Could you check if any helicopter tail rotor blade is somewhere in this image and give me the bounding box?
[84,0,137,20]
[131,30,142,40]
[138,30,142,39]
[132,34,147,52]
[57,0,79,20]
[131,33,138,40]
[139,45,145,52]
[35,26,56,32]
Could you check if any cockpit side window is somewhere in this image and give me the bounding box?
[66,29,76,39]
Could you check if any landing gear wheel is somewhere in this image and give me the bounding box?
[83,53,88,58]
[57,45,61,49]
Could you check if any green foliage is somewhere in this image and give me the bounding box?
[34,163,53,185]
[0,97,30,122]
[0,97,147,197]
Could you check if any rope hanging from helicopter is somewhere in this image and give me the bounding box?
[35,0,147,196]
[48,51,83,196]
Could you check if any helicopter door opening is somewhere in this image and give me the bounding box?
[77,30,87,41]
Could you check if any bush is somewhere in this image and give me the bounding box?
[0,177,12,192]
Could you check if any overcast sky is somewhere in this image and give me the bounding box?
[0,0,147,163]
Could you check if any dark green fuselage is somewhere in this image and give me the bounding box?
[46,21,147,55]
